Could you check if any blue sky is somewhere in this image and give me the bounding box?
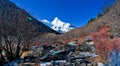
[11,0,107,27]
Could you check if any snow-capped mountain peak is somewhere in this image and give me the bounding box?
[51,17,72,32]
[42,17,75,33]
[51,17,64,27]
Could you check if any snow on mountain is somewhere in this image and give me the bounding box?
[42,17,75,33]
[42,19,52,27]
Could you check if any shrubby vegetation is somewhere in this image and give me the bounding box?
[92,26,120,65]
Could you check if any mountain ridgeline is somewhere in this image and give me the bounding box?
[62,0,120,39]
[0,0,59,35]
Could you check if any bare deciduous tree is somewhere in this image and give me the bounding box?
[0,9,38,64]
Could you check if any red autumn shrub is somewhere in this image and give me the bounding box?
[92,26,120,64]
[91,26,110,63]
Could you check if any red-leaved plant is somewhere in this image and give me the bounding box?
[92,26,111,63]
[92,26,120,64]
